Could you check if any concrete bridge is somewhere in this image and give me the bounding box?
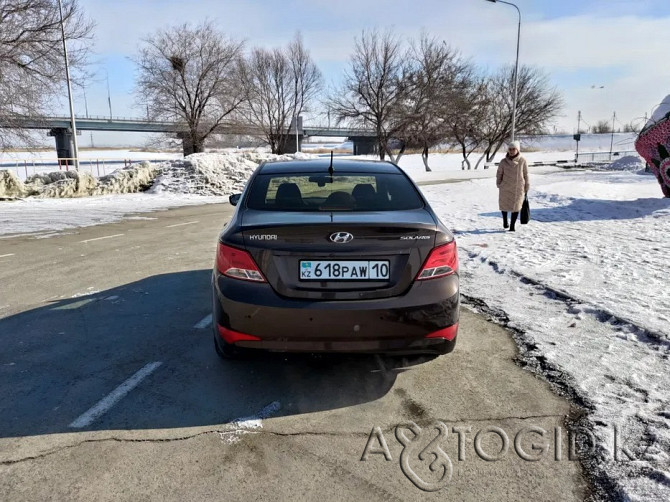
[4,116,378,160]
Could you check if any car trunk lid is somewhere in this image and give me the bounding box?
[239,209,438,300]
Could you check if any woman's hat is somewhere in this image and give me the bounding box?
[507,140,521,151]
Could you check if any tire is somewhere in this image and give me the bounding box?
[435,336,458,355]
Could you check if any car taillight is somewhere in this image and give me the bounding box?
[216,243,266,282]
[416,240,458,280]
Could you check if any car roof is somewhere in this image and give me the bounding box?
[257,158,402,175]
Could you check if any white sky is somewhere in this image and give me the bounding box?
[58,0,670,145]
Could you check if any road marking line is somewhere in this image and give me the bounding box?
[69,362,163,428]
[80,234,124,244]
[232,401,282,428]
[166,221,199,228]
[194,314,212,329]
[374,354,388,374]
[219,401,281,444]
[0,253,15,258]
[53,298,97,311]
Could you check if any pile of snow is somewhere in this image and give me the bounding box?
[148,151,315,196]
[15,162,158,198]
[95,161,158,195]
[0,152,316,199]
[0,169,26,198]
[33,171,97,198]
[601,155,646,172]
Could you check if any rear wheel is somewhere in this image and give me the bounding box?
[435,336,457,355]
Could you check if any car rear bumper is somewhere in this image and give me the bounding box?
[212,272,459,354]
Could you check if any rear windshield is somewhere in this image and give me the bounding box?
[245,173,424,211]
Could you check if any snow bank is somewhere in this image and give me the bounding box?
[15,162,159,198]
[148,153,256,196]
[0,169,26,198]
[95,161,158,195]
[601,155,646,172]
[148,151,315,196]
[0,152,315,200]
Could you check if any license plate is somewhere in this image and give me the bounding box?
[299,260,390,281]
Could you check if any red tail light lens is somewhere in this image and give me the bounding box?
[217,324,261,343]
[216,243,266,282]
[416,240,458,280]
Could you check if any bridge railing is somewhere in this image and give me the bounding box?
[42,115,182,125]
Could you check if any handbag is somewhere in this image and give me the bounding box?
[520,194,530,224]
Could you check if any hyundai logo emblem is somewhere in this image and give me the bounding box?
[330,232,354,243]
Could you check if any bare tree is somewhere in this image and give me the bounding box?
[475,65,563,166]
[241,33,322,154]
[134,22,245,155]
[449,76,489,170]
[0,0,93,149]
[394,36,477,170]
[593,119,612,134]
[623,122,640,134]
[328,30,409,161]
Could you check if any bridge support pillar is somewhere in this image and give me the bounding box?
[48,128,74,164]
[280,134,304,154]
[350,136,378,156]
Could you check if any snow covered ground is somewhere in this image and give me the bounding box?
[418,163,670,501]
[0,148,668,499]
[0,193,225,237]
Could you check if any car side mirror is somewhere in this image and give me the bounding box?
[229,193,242,206]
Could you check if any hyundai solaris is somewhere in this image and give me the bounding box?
[212,158,459,358]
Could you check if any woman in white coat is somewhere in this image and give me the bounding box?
[496,140,529,231]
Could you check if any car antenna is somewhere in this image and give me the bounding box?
[328,150,334,179]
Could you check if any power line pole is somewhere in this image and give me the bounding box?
[575,110,581,163]
[106,70,113,119]
[609,111,616,160]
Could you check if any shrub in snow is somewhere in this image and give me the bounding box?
[0,169,26,198]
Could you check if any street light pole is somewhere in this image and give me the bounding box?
[83,85,89,118]
[485,0,521,142]
[105,69,113,119]
[57,0,79,169]
[295,114,299,153]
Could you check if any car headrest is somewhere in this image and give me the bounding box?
[323,191,355,209]
[352,183,376,200]
[275,183,304,208]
